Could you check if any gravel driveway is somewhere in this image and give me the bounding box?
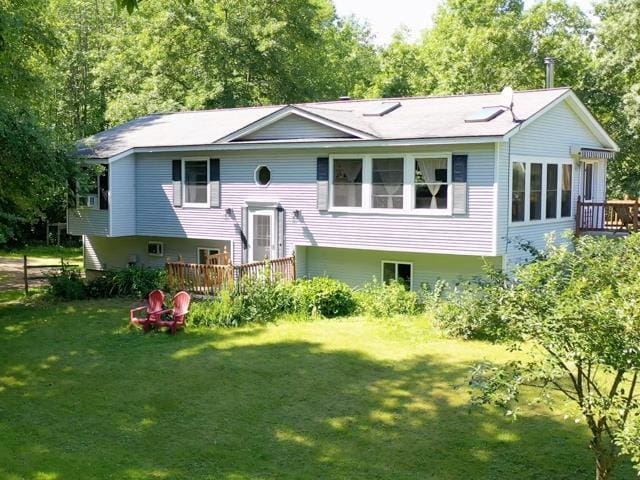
[0,256,67,291]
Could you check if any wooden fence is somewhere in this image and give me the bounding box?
[22,255,79,294]
[576,198,639,235]
[165,256,296,295]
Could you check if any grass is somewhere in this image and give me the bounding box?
[0,296,635,480]
[0,244,82,262]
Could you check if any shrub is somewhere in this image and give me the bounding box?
[420,279,449,312]
[189,290,240,328]
[47,269,86,300]
[355,278,419,317]
[293,276,356,317]
[86,266,167,298]
[433,267,508,340]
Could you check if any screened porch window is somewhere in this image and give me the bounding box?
[415,157,448,209]
[372,158,403,209]
[530,163,542,220]
[546,164,558,219]
[332,158,362,207]
[512,162,526,222]
[184,160,208,205]
[561,164,572,217]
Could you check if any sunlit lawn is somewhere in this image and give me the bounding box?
[0,296,634,479]
[0,245,82,263]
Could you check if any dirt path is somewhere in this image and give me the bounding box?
[0,257,67,291]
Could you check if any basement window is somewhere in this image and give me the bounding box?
[147,241,164,257]
[382,261,412,290]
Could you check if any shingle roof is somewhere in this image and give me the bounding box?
[78,88,571,158]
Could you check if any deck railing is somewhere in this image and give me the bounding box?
[166,256,296,295]
[576,197,639,235]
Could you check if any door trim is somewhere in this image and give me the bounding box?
[248,208,276,262]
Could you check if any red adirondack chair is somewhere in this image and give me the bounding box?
[157,291,191,335]
[130,289,165,332]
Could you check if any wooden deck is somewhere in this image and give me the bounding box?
[166,256,296,295]
[576,198,639,235]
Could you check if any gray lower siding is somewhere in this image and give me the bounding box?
[84,235,231,271]
[299,245,501,289]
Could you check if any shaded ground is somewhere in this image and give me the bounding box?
[0,256,61,291]
[0,297,634,479]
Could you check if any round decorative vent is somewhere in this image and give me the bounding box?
[255,165,271,186]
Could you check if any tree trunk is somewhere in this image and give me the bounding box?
[592,434,617,480]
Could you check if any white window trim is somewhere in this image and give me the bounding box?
[328,152,454,216]
[147,241,164,257]
[197,247,221,264]
[254,165,272,187]
[381,260,414,290]
[509,155,574,226]
[581,160,597,202]
[182,157,210,208]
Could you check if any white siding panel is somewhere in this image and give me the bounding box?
[84,236,230,270]
[68,209,109,236]
[242,115,352,141]
[110,154,136,236]
[135,144,497,266]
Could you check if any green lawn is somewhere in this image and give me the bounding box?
[0,297,634,480]
[0,244,82,262]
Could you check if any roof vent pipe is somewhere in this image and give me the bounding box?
[544,57,555,89]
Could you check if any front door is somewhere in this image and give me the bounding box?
[248,209,275,262]
[582,161,596,202]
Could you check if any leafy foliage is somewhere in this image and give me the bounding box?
[46,268,86,300]
[355,279,419,317]
[443,234,640,479]
[292,276,357,318]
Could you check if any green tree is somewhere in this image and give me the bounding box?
[594,0,640,197]
[458,235,640,480]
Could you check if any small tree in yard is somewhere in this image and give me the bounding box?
[462,234,640,480]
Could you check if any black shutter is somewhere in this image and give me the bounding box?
[317,157,329,210]
[99,164,109,210]
[172,160,182,207]
[452,154,468,215]
[209,158,220,208]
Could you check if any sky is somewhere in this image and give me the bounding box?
[333,0,595,45]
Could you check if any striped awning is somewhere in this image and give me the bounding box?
[580,148,616,160]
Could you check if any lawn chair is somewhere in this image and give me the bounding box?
[130,289,165,332]
[157,291,191,335]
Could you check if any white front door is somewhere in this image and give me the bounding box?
[248,209,275,262]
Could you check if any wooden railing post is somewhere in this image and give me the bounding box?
[634,198,639,232]
[23,255,28,295]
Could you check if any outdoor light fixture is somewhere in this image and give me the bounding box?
[225,208,233,216]
[293,209,302,219]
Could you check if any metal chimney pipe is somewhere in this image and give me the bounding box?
[544,57,555,89]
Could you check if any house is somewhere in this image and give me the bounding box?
[68,86,618,290]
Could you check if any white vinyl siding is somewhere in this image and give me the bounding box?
[68,209,109,236]
[110,154,136,236]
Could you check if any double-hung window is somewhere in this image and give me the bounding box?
[415,157,449,210]
[511,159,573,223]
[183,159,209,206]
[372,157,403,209]
[332,158,363,208]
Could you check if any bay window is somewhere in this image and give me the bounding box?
[415,157,448,209]
[511,159,573,223]
[184,160,208,206]
[372,157,403,209]
[332,158,362,207]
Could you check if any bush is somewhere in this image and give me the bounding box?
[293,276,356,317]
[86,266,167,298]
[355,279,419,317]
[420,279,449,312]
[47,269,86,300]
[433,267,508,340]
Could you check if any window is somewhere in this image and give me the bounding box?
[561,164,572,217]
[184,160,208,205]
[255,166,271,186]
[530,163,542,220]
[512,162,526,222]
[583,163,593,201]
[382,261,412,289]
[546,164,558,219]
[77,164,108,209]
[148,241,163,257]
[372,157,404,209]
[332,158,362,207]
[197,247,220,264]
[415,157,448,209]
